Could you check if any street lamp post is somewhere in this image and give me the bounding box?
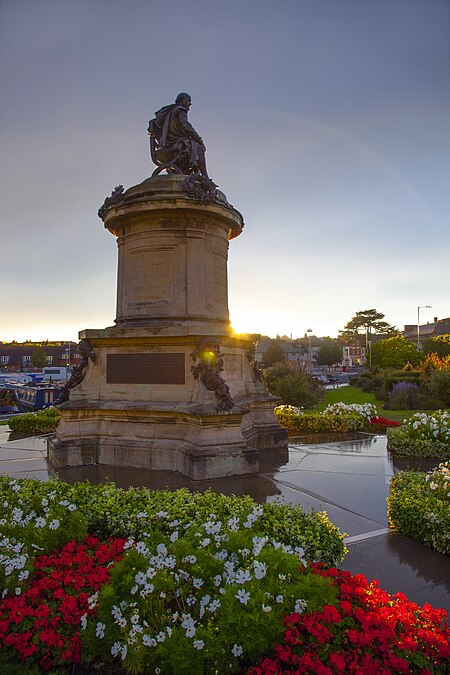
[306,329,313,374]
[368,341,372,371]
[417,305,431,350]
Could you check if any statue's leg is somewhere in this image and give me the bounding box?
[197,145,211,180]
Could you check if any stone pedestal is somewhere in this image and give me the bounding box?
[48,175,288,479]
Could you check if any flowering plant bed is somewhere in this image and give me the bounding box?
[388,461,450,555]
[250,565,450,674]
[275,403,399,435]
[1,547,449,674]
[387,410,450,458]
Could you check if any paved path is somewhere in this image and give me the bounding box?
[0,427,449,613]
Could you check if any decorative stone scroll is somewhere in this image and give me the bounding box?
[55,339,96,405]
[191,337,234,411]
[246,342,263,382]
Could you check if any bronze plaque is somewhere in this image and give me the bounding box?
[107,353,185,384]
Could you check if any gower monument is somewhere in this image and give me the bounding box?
[48,93,288,479]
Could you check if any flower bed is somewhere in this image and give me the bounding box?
[0,478,449,673]
[250,565,450,674]
[388,461,450,555]
[387,410,450,458]
[274,403,398,435]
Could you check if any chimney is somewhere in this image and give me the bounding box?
[434,317,438,323]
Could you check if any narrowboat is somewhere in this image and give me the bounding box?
[10,383,61,412]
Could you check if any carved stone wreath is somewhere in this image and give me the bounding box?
[182,174,219,203]
[98,185,124,219]
[191,338,234,411]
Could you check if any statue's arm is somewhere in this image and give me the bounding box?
[178,109,204,146]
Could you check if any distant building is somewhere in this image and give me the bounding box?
[404,316,450,344]
[0,342,79,373]
[342,344,366,369]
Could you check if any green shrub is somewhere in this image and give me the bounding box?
[0,477,346,568]
[383,382,444,411]
[357,376,373,392]
[264,363,323,408]
[8,407,60,434]
[428,368,450,407]
[388,466,450,555]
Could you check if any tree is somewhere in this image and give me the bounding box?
[316,338,343,370]
[422,335,450,358]
[339,309,399,346]
[262,339,285,367]
[30,347,48,368]
[369,336,420,370]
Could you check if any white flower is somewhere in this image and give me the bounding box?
[236,589,250,604]
[136,511,148,518]
[294,598,307,614]
[48,519,60,530]
[192,577,204,589]
[194,639,205,650]
[214,549,228,561]
[142,635,157,647]
[156,543,168,556]
[80,614,88,630]
[262,604,272,612]
[35,517,46,528]
[170,531,179,542]
[208,599,221,613]
[96,622,106,639]
[231,644,243,657]
[235,569,252,584]
[67,503,76,511]
[156,631,166,642]
[136,541,149,555]
[275,594,284,603]
[18,570,30,582]
[186,626,196,638]
[253,560,267,580]
[199,538,211,547]
[213,574,222,586]
[227,516,240,532]
[135,571,147,585]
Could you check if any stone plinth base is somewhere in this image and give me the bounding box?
[47,399,287,480]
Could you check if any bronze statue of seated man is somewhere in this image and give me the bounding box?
[148,93,214,181]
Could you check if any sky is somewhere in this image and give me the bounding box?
[1,0,449,342]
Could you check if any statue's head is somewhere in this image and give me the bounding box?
[176,92,192,109]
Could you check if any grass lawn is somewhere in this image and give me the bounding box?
[307,386,426,423]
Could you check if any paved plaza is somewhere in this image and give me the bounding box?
[0,426,449,613]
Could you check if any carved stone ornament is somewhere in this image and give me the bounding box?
[182,174,219,203]
[55,339,96,405]
[191,337,234,411]
[98,185,124,219]
[246,342,263,382]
